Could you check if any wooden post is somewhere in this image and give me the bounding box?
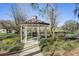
[31,27,33,40]
[37,27,40,41]
[24,26,27,43]
[45,26,47,39]
[20,25,22,42]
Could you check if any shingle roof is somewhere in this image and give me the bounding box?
[24,19,49,25]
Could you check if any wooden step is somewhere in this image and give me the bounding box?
[22,44,39,52]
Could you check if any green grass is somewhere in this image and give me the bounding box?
[0,33,17,40]
[0,33,7,36]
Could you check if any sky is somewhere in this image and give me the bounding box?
[0,3,77,26]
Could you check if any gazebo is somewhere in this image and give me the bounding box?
[20,16,49,44]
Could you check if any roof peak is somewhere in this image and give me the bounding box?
[23,16,49,25]
[31,16,37,22]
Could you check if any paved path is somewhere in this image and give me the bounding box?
[10,38,43,56]
[19,46,43,56]
[19,39,43,56]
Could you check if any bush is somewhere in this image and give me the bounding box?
[40,37,79,55]
[65,34,74,37]
[62,41,78,51]
[39,38,50,51]
[8,43,24,52]
[0,36,23,52]
[0,38,15,51]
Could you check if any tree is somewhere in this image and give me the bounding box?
[74,4,79,30]
[31,3,58,55]
[74,3,79,18]
[0,20,15,33]
[62,20,78,33]
[11,4,27,35]
[31,3,58,39]
[47,4,58,40]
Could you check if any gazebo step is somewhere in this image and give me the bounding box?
[18,46,41,56]
[17,44,40,56]
[23,40,39,48]
[23,44,39,51]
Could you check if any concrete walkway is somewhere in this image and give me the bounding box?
[19,46,43,56]
[18,39,43,56]
[10,38,43,56]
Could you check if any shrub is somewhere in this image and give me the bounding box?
[62,41,79,51]
[39,38,50,51]
[40,37,79,55]
[0,36,23,52]
[65,34,74,38]
[8,43,24,52]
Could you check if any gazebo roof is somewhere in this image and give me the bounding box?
[24,19,49,25]
[23,16,49,25]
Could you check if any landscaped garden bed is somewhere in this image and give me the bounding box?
[39,37,79,56]
[0,33,24,55]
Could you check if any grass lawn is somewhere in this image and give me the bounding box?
[0,33,7,36]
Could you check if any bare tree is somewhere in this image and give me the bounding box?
[74,3,79,30]
[11,4,27,34]
[47,4,58,40]
[31,3,58,39]
[0,20,15,33]
[31,3,58,55]
[74,3,79,18]
[62,19,78,33]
